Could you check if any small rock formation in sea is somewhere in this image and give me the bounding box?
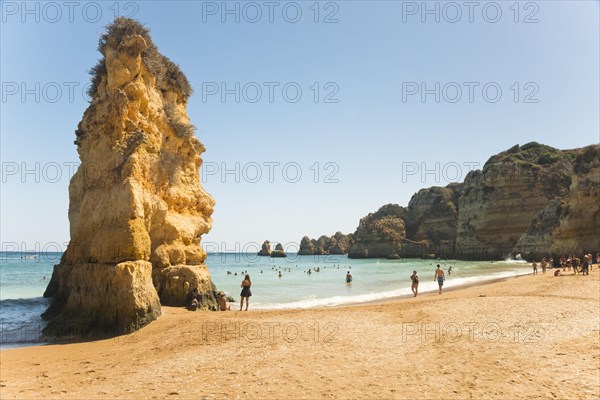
[42,18,217,338]
[347,143,599,261]
[257,241,287,257]
[258,240,272,256]
[298,232,353,255]
[271,243,287,258]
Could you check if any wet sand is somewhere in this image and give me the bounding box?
[1,267,599,399]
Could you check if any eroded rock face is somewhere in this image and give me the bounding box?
[348,204,407,258]
[298,232,353,255]
[258,240,272,256]
[348,143,599,261]
[330,232,353,254]
[43,18,217,337]
[271,243,287,258]
[511,199,562,260]
[298,236,316,255]
[405,185,463,243]
[42,261,160,338]
[552,145,600,255]
[455,143,573,259]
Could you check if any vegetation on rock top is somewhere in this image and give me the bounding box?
[88,17,192,100]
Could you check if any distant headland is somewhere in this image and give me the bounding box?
[299,142,599,261]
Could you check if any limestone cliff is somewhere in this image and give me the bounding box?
[455,143,573,259]
[513,145,600,259]
[347,204,407,258]
[43,18,217,338]
[553,145,600,255]
[348,143,599,261]
[298,232,353,255]
[329,232,354,254]
[405,184,463,242]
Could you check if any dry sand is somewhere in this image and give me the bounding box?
[2,268,599,399]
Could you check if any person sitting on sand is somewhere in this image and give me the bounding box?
[191,297,199,309]
[554,269,561,277]
[410,271,419,297]
[188,288,200,310]
[218,291,230,311]
[434,265,445,294]
[240,274,252,311]
[532,262,538,275]
[346,271,353,283]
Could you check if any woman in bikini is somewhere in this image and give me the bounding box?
[240,274,252,311]
[410,271,419,297]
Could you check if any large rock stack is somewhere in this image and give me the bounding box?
[43,18,217,338]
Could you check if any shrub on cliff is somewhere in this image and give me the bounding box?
[355,204,406,243]
[485,142,563,168]
[163,103,197,137]
[88,17,192,100]
[537,152,560,165]
[573,145,600,174]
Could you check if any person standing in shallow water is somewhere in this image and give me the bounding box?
[410,271,419,297]
[434,265,445,294]
[240,274,252,311]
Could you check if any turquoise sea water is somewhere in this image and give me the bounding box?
[0,252,530,345]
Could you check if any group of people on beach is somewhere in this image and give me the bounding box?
[206,262,453,311]
[532,253,597,276]
[409,264,451,298]
[191,253,598,312]
[188,274,251,312]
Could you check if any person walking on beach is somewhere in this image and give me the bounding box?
[240,274,252,311]
[541,258,547,274]
[582,256,590,275]
[410,271,419,297]
[434,265,445,294]
[346,271,353,283]
[532,261,538,275]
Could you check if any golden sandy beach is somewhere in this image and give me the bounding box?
[2,268,599,399]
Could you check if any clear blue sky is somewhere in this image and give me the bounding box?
[1,1,599,252]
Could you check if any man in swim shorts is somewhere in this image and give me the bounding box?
[434,264,445,294]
